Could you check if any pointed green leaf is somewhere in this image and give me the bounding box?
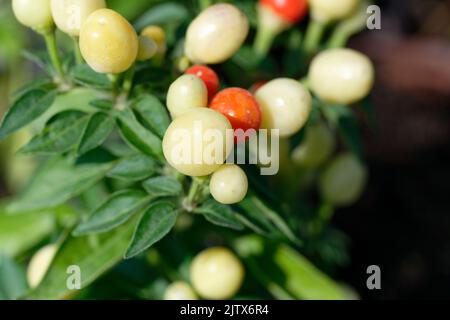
[116,108,163,159]
[142,176,182,198]
[0,89,57,140]
[0,208,57,257]
[78,112,115,155]
[0,256,28,300]
[234,236,346,300]
[89,99,113,111]
[20,111,90,155]
[194,199,244,230]
[239,196,301,245]
[107,154,158,181]
[71,64,112,89]
[74,190,149,235]
[12,79,56,100]
[134,3,189,30]
[132,94,170,138]
[125,201,178,259]
[7,157,113,213]
[26,215,139,300]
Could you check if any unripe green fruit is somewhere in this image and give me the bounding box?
[309,0,359,23]
[79,9,138,74]
[12,0,53,30]
[50,0,106,36]
[255,78,312,137]
[164,281,198,300]
[309,48,375,105]
[27,244,57,289]
[190,247,244,300]
[292,122,335,168]
[210,164,248,204]
[167,75,208,118]
[319,153,368,206]
[163,109,233,177]
[185,4,249,64]
[137,35,158,61]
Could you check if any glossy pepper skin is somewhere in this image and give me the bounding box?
[209,88,262,140]
[185,65,220,101]
[185,4,249,64]
[260,0,308,24]
[12,0,53,30]
[79,9,138,74]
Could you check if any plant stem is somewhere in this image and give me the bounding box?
[327,27,350,48]
[253,26,276,58]
[304,19,326,54]
[199,0,212,10]
[43,30,65,79]
[72,37,84,64]
[122,65,136,98]
[184,177,209,211]
[108,73,121,98]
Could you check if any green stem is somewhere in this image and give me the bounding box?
[304,19,326,54]
[122,65,136,98]
[108,73,121,98]
[187,178,201,205]
[327,27,350,48]
[199,0,212,10]
[42,30,65,79]
[72,37,84,64]
[299,76,310,88]
[253,26,276,58]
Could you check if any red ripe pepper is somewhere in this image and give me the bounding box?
[209,88,262,141]
[260,0,308,24]
[185,65,220,101]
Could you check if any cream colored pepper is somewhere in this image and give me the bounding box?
[79,9,138,74]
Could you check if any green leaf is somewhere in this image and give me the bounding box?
[0,89,57,140]
[22,50,50,73]
[71,64,112,89]
[89,99,113,111]
[20,111,90,155]
[125,201,178,259]
[194,199,244,230]
[0,256,28,300]
[273,244,346,299]
[7,157,113,213]
[0,208,56,257]
[107,154,158,181]
[142,176,182,198]
[132,94,170,138]
[239,196,301,245]
[232,46,262,70]
[116,108,163,159]
[12,79,56,100]
[234,236,346,300]
[320,104,363,159]
[26,216,139,300]
[73,190,149,235]
[335,105,363,160]
[78,112,115,155]
[237,197,278,235]
[134,3,189,30]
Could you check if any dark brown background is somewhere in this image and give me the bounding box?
[337,0,450,299]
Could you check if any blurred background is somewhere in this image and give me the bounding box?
[1,0,450,299]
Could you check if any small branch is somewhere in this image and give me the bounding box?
[42,29,65,80]
[304,19,326,54]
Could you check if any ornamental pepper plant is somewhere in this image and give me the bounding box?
[0,0,376,300]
